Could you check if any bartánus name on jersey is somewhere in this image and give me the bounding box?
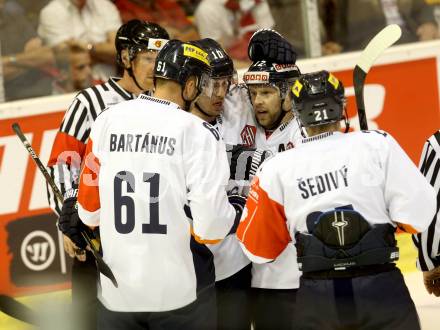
[297,166,348,199]
[110,133,176,155]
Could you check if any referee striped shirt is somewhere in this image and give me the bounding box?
[47,77,141,214]
[413,131,440,271]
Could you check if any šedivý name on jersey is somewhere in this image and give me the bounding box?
[298,166,348,199]
[110,133,176,155]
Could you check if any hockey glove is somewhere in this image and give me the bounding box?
[248,28,297,64]
[228,144,272,181]
[228,194,247,234]
[58,196,87,249]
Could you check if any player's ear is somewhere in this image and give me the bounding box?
[121,49,131,69]
[183,76,198,101]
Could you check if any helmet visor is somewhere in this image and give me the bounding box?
[200,75,234,98]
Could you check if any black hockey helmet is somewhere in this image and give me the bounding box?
[193,38,236,97]
[115,19,169,67]
[243,60,300,98]
[154,39,211,93]
[291,70,345,127]
[194,38,234,78]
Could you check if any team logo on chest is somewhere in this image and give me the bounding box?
[240,125,257,147]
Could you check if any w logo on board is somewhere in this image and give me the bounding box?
[240,125,256,147]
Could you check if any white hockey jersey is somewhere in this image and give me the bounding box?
[204,87,257,281]
[218,86,257,146]
[251,112,303,289]
[238,131,436,268]
[77,95,236,312]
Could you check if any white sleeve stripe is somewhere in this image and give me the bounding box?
[47,167,62,216]
[78,206,100,227]
[63,101,89,138]
[61,99,81,133]
[240,204,259,243]
[419,230,436,271]
[422,148,436,176]
[414,134,440,271]
[238,242,273,264]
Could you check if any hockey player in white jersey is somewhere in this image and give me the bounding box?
[242,30,303,330]
[237,70,436,329]
[71,39,244,329]
[189,38,265,330]
[53,20,169,330]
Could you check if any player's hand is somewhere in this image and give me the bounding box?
[58,197,87,250]
[63,235,86,262]
[322,41,342,55]
[423,266,440,296]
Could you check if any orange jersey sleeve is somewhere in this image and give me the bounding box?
[77,138,101,226]
[47,131,87,168]
[237,176,291,263]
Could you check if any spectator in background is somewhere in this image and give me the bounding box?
[178,0,200,16]
[194,0,274,62]
[266,0,307,57]
[38,0,122,81]
[1,0,55,101]
[52,44,94,94]
[321,0,439,54]
[429,1,440,35]
[13,0,50,29]
[114,0,199,41]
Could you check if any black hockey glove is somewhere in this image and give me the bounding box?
[248,28,297,64]
[228,144,272,181]
[58,196,87,249]
[228,194,247,234]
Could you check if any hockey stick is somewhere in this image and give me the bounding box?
[353,24,401,130]
[0,295,38,325]
[11,123,118,288]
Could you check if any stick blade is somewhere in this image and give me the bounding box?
[357,24,402,73]
[81,232,118,287]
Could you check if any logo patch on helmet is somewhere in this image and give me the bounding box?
[291,80,303,97]
[273,63,297,72]
[328,73,339,89]
[183,44,209,65]
[148,38,168,51]
[243,72,269,84]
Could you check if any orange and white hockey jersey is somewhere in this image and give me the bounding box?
[77,94,236,312]
[238,131,436,267]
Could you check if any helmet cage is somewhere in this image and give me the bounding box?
[200,75,235,98]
